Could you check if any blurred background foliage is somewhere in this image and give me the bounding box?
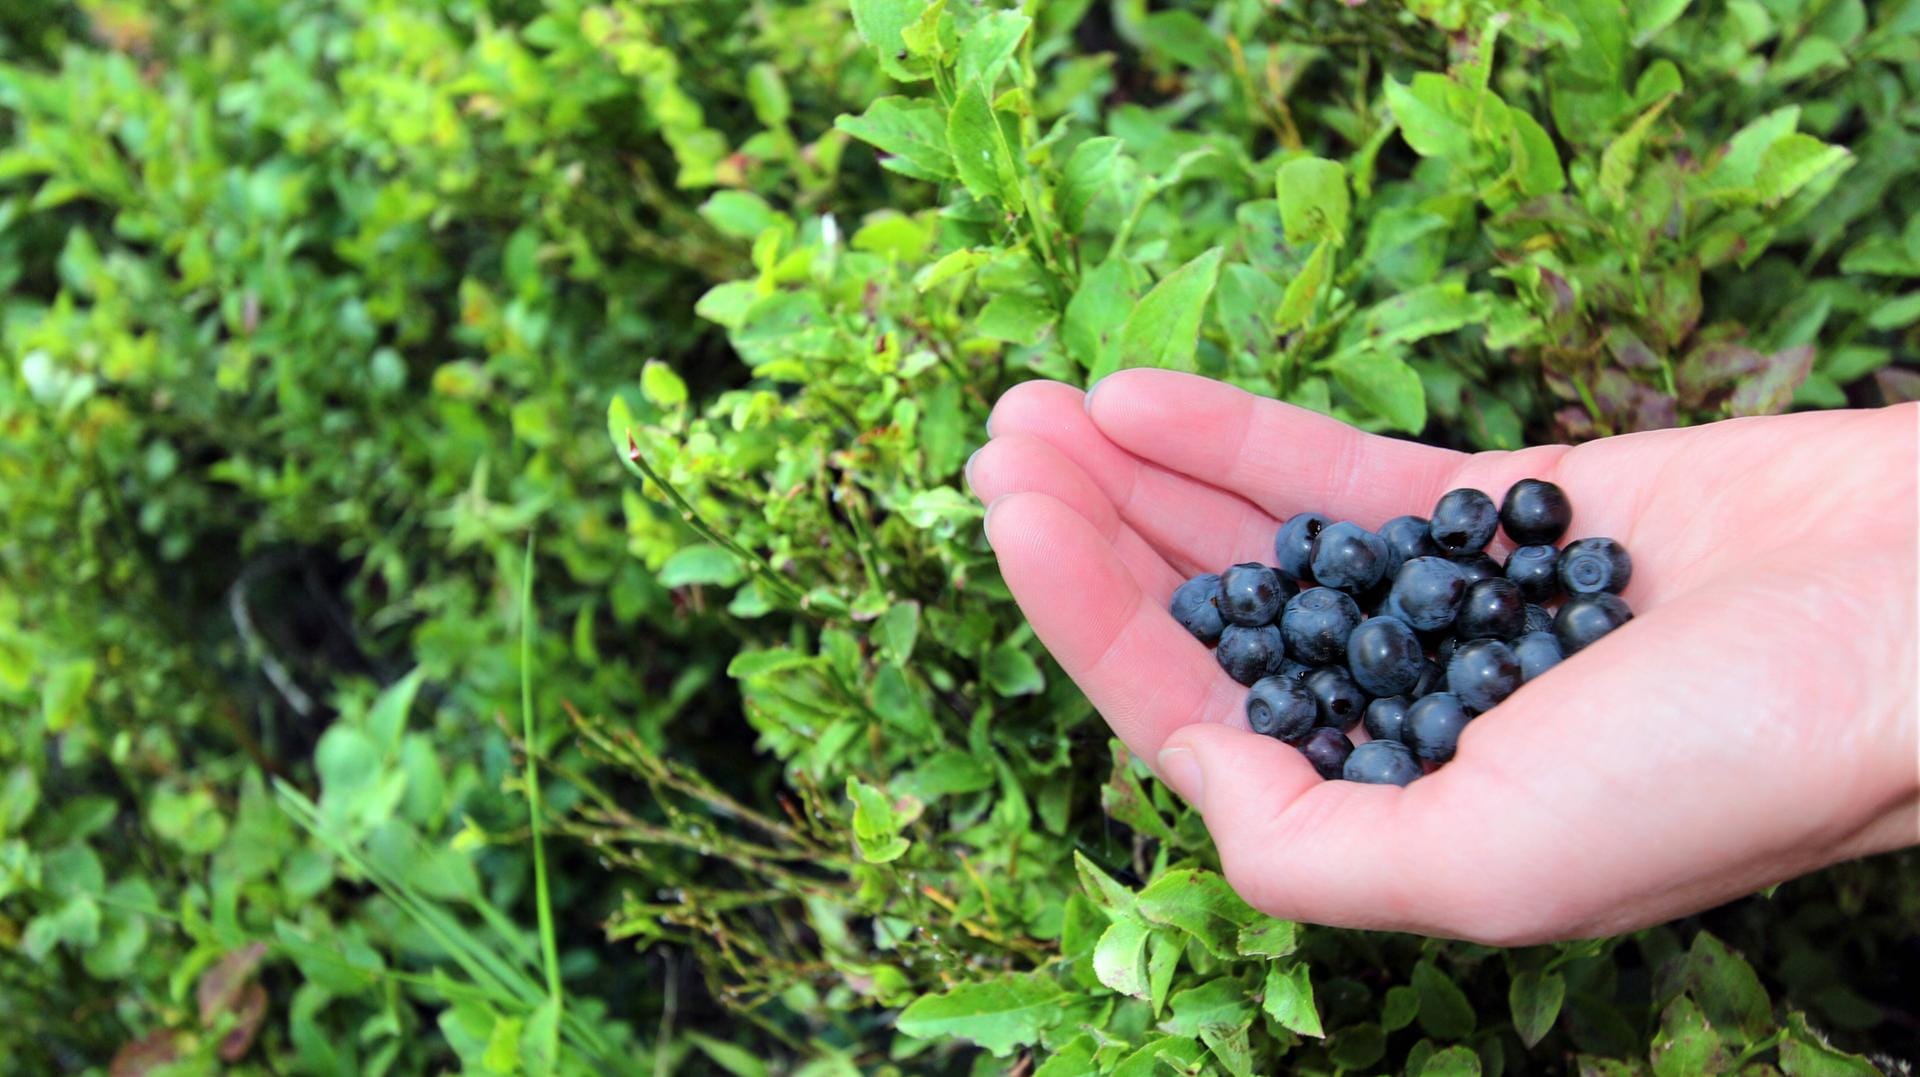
[0,0,1914,1074]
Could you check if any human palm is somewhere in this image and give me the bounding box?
[968,370,1917,945]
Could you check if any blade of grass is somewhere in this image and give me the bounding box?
[522,535,565,1064]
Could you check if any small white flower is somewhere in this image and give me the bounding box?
[820,212,840,252]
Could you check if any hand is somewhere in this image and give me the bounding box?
[967,370,1918,945]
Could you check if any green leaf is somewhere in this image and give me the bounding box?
[1868,293,1920,331]
[1757,134,1851,206]
[1383,985,1420,1032]
[976,292,1056,344]
[1109,247,1224,374]
[1419,1045,1484,1076]
[1216,264,1283,361]
[1329,348,1427,434]
[1164,978,1254,1036]
[1146,929,1182,1016]
[1200,1023,1255,1077]
[688,1032,769,1077]
[1063,257,1140,371]
[1505,107,1566,199]
[1073,851,1139,919]
[1275,157,1350,245]
[1329,1023,1387,1070]
[745,62,790,126]
[1509,970,1566,1048]
[658,544,746,588]
[1631,0,1692,44]
[1651,996,1730,1077]
[1093,918,1151,998]
[896,973,1068,1057]
[699,190,783,239]
[1778,1012,1880,1076]
[956,11,1030,90]
[366,667,425,755]
[1060,136,1125,232]
[846,778,913,863]
[1235,917,1299,959]
[851,0,933,81]
[948,80,1022,209]
[836,98,955,181]
[42,659,93,732]
[1413,961,1477,1041]
[985,642,1045,696]
[1362,281,1493,345]
[1684,932,1773,1038]
[1705,106,1802,197]
[1136,868,1260,959]
[1598,95,1673,206]
[875,601,920,665]
[1275,241,1332,332]
[915,248,991,291]
[1034,1037,1098,1077]
[1261,962,1323,1037]
[1383,74,1474,162]
[1109,1035,1206,1077]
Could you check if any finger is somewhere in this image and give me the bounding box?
[987,380,1283,572]
[966,433,1184,600]
[986,492,1248,759]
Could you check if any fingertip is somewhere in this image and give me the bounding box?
[987,379,1083,439]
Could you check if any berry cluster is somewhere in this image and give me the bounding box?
[1169,480,1634,786]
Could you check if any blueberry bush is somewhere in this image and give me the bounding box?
[1,1,1914,1074]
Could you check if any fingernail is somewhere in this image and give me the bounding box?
[982,497,1001,549]
[964,446,983,493]
[1157,746,1204,806]
[1082,376,1105,414]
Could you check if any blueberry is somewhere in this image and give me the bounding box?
[1433,635,1457,667]
[1346,615,1423,697]
[1386,556,1468,632]
[1451,551,1503,584]
[1298,727,1355,780]
[1276,657,1315,683]
[1522,603,1555,636]
[1407,692,1471,764]
[1170,573,1225,644]
[1504,544,1561,604]
[1446,638,1521,713]
[1500,478,1572,545]
[1280,587,1363,665]
[1247,676,1319,743]
[1343,740,1423,786]
[1273,512,1330,583]
[1363,695,1412,744]
[1429,488,1499,554]
[1219,562,1290,626]
[1558,537,1633,596]
[1304,666,1370,732]
[1554,592,1633,654]
[1455,577,1526,641]
[1216,624,1285,685]
[1378,514,1441,578]
[1310,521,1390,593]
[1412,657,1445,698]
[1512,630,1564,681]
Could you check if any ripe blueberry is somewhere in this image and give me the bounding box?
[1304,666,1370,732]
[1346,615,1423,697]
[1429,488,1499,554]
[1170,573,1225,644]
[1504,544,1562,604]
[1499,479,1572,545]
[1363,695,1411,744]
[1220,562,1290,626]
[1247,676,1319,743]
[1281,587,1363,666]
[1298,726,1355,780]
[1407,692,1471,764]
[1433,635,1457,667]
[1343,740,1423,786]
[1559,537,1633,595]
[1412,657,1445,698]
[1522,603,1555,636]
[1455,577,1526,641]
[1512,630,1564,681]
[1446,638,1521,713]
[1273,512,1329,582]
[1378,514,1441,578]
[1554,592,1633,654]
[1310,521,1390,592]
[1386,556,1468,632]
[1216,624,1284,685]
[1451,551,1503,584]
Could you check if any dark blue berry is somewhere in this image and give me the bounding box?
[1220,562,1290,626]
[1247,676,1319,743]
[1455,578,1526,641]
[1433,635,1457,667]
[1446,638,1521,713]
[1512,630,1564,681]
[1304,666,1369,732]
[1412,657,1445,698]
[1554,592,1633,654]
[1386,556,1467,632]
[1343,740,1423,786]
[1298,727,1355,780]
[1504,544,1562,603]
[1276,657,1315,683]
[1500,479,1572,545]
[1363,695,1411,744]
[1346,615,1423,697]
[1281,587,1363,665]
[1378,514,1441,578]
[1451,551,1503,584]
[1407,692,1471,764]
[1170,573,1225,644]
[1522,603,1555,636]
[1430,488,1499,554]
[1310,521,1391,593]
[1273,512,1329,583]
[1216,624,1284,685]
[1559,537,1633,595]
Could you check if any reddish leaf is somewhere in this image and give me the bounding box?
[197,942,268,1025]
[109,1031,178,1077]
[1677,341,1767,408]
[1729,345,1815,416]
[218,982,269,1063]
[1875,366,1920,404]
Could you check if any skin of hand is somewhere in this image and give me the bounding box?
[966,369,1919,946]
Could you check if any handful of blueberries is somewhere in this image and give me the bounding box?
[1169,480,1633,786]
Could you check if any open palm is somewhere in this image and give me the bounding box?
[968,370,1918,945]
